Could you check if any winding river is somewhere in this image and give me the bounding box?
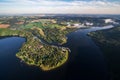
[0,25,114,80]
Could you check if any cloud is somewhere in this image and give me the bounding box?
[0,0,120,14]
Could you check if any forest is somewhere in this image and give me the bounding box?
[89,26,120,80]
[0,22,76,70]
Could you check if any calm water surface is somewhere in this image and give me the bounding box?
[0,25,114,80]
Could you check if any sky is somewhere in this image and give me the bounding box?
[0,0,120,14]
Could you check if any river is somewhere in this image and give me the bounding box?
[0,25,114,80]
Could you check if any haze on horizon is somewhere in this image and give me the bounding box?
[0,0,120,15]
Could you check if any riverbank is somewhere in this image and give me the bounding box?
[88,26,120,80]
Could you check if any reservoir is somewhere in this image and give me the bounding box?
[0,25,113,80]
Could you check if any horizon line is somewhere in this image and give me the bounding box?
[0,13,120,15]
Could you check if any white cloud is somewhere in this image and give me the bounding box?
[0,0,120,14]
